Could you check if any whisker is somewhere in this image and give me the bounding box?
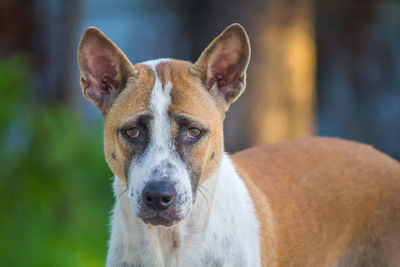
[198,184,211,196]
[117,184,129,201]
[197,187,208,204]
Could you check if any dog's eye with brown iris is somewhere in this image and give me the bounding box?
[187,127,201,138]
[124,127,139,138]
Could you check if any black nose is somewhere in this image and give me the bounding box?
[142,181,176,211]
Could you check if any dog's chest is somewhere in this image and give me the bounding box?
[133,214,255,267]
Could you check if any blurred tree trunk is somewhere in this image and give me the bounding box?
[0,0,80,104]
[248,0,316,145]
[0,0,35,54]
[316,0,400,159]
[34,0,80,103]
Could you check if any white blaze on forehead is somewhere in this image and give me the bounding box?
[144,58,172,148]
[150,82,172,146]
[143,58,170,70]
[128,59,192,220]
[149,82,172,147]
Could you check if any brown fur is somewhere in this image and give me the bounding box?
[233,137,400,266]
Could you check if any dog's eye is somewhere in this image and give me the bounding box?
[124,127,139,138]
[187,127,201,138]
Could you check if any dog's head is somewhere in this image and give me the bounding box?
[77,24,250,227]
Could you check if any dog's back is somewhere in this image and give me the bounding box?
[233,137,400,266]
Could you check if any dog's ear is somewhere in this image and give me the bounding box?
[77,27,133,115]
[194,23,251,110]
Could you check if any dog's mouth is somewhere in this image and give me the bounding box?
[132,186,192,227]
[142,215,176,227]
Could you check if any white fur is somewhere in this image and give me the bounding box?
[127,59,192,219]
[142,58,170,70]
[107,154,260,266]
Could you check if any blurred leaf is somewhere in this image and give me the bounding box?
[0,54,113,266]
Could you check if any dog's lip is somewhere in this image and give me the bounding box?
[142,215,175,227]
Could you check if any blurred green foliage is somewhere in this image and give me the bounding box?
[0,54,113,266]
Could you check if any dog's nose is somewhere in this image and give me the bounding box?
[142,181,176,211]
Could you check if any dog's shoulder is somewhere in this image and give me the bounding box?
[231,137,400,266]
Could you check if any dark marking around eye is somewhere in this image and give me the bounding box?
[112,152,116,160]
[171,113,210,203]
[119,113,153,181]
[124,160,131,182]
[174,116,191,129]
[210,152,215,160]
[120,114,152,144]
[137,114,153,127]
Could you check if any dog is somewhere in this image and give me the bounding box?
[77,24,400,266]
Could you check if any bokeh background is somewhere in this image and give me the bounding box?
[1,0,399,266]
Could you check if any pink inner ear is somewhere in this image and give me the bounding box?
[206,48,246,102]
[83,50,120,105]
[207,52,242,93]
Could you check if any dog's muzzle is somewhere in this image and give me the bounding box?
[139,180,181,226]
[129,156,192,227]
